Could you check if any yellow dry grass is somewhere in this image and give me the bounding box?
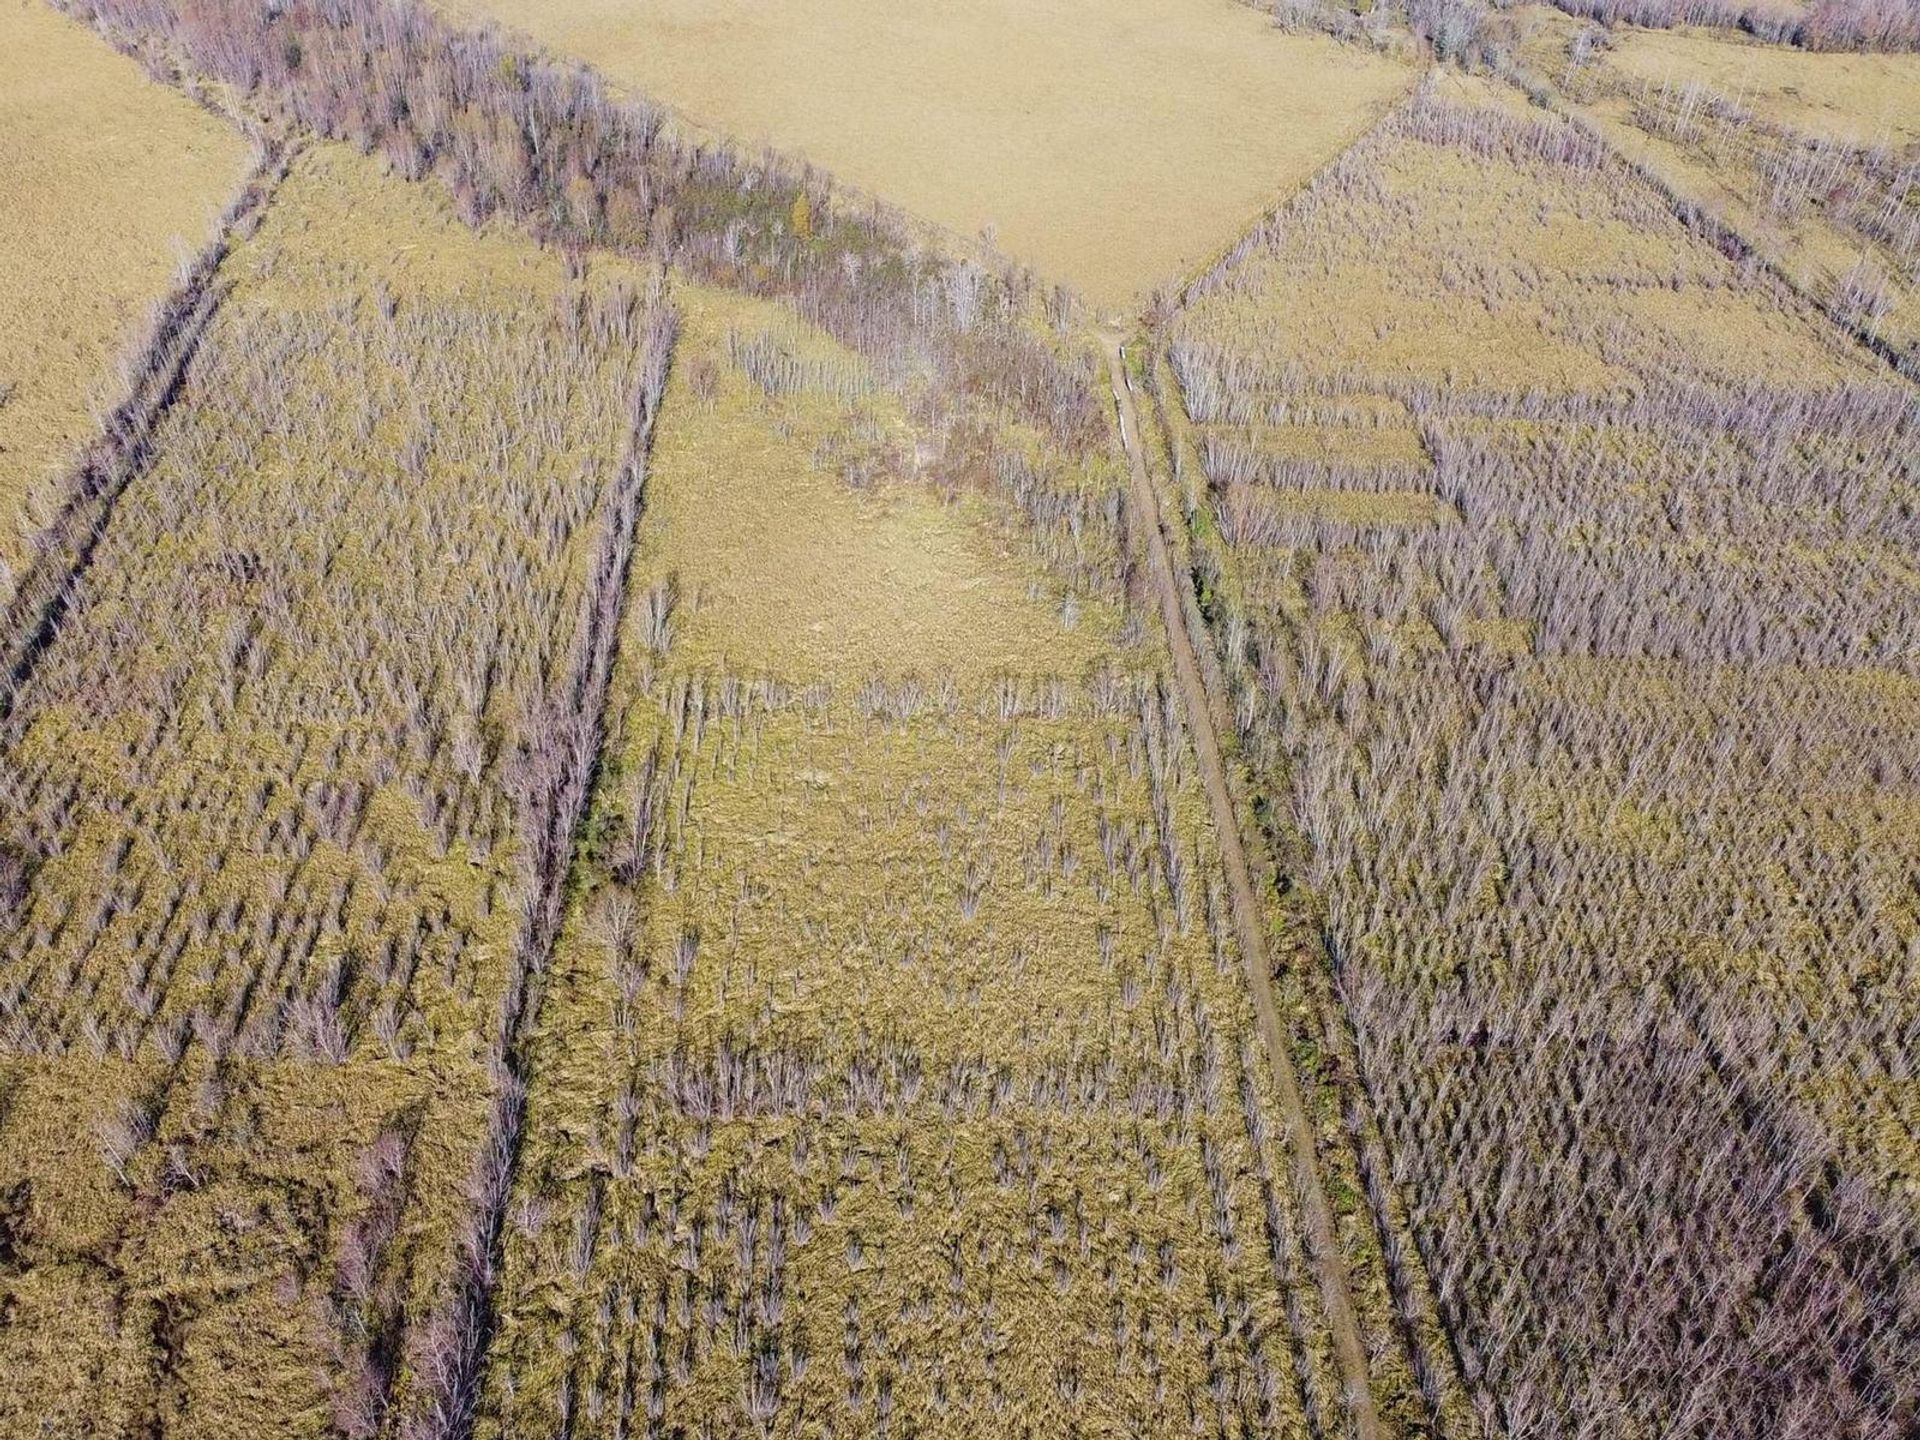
[1210,421,1432,468]
[1270,489,1458,526]
[233,143,590,305]
[1179,113,1869,393]
[0,0,251,605]
[1606,25,1920,148]
[476,273,1359,1436]
[448,0,1412,309]
[0,141,646,1435]
[645,288,1115,685]
[0,1054,490,1440]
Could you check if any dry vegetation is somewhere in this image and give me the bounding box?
[1528,0,1920,51]
[449,0,1414,310]
[1,1,1433,1435]
[52,0,1106,464]
[7,0,1919,1432]
[1602,24,1920,142]
[0,138,678,1435]
[1506,10,1920,375]
[1162,81,1920,1438]
[0,0,251,609]
[468,287,1425,1439]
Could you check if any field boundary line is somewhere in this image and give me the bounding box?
[1167,68,1426,316]
[1104,336,1382,1440]
[0,137,290,726]
[1523,75,1919,384]
[407,296,679,1440]
[1140,336,1478,1438]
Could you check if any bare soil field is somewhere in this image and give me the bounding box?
[450,0,1413,309]
[0,0,251,607]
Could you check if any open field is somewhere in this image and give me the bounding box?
[0,0,252,608]
[0,137,666,1436]
[449,0,1413,309]
[1605,24,1920,143]
[6,0,1920,1434]
[1513,12,1920,373]
[632,293,1120,683]
[1160,82,1920,1438]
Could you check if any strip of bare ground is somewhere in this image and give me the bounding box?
[1104,337,1382,1440]
[0,138,291,725]
[1138,329,1479,1438]
[403,296,679,1440]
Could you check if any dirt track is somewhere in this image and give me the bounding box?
[1104,337,1381,1440]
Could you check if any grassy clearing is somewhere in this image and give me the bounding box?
[0,0,251,608]
[1606,23,1920,144]
[0,142,660,1436]
[448,0,1413,309]
[640,289,1120,684]
[1163,80,1920,1438]
[1521,8,1920,371]
[1200,421,1432,469]
[468,287,1393,1437]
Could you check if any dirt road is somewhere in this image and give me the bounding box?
[1104,338,1381,1440]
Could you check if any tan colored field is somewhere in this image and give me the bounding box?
[450,0,1412,309]
[642,288,1119,683]
[0,140,653,1435]
[1176,100,1866,397]
[471,282,1445,1437]
[1606,25,1920,147]
[0,0,251,606]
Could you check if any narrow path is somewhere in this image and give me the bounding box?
[1104,337,1381,1440]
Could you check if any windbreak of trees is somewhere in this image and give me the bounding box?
[1541,0,1920,51]
[1302,0,1920,70]
[57,0,1103,454]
